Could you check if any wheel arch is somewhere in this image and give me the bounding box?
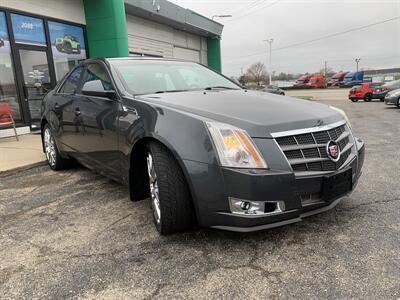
[128,135,201,221]
[40,117,48,153]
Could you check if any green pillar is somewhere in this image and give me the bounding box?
[207,37,222,72]
[83,0,129,58]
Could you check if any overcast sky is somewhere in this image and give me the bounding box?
[171,0,400,77]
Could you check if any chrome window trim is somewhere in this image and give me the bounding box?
[271,120,346,138]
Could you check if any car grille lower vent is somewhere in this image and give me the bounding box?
[274,123,355,174]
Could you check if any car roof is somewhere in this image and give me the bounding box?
[105,57,189,63]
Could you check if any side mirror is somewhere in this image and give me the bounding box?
[81,80,116,99]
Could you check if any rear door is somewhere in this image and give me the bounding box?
[74,62,121,179]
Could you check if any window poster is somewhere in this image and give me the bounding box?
[11,13,46,46]
[48,21,86,60]
[0,11,10,53]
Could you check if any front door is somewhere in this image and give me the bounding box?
[74,62,120,180]
[17,49,53,129]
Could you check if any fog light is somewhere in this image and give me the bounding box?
[229,198,263,215]
[240,201,251,211]
[229,198,286,215]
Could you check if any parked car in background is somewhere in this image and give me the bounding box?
[0,38,4,48]
[306,74,325,88]
[261,85,285,95]
[384,88,400,108]
[348,82,384,102]
[341,71,364,87]
[55,35,81,54]
[380,79,400,99]
[40,57,364,234]
[328,71,348,87]
[294,74,312,87]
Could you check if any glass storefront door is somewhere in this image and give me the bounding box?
[18,49,53,129]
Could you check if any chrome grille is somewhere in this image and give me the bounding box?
[274,122,355,174]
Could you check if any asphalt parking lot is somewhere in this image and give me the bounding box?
[1,93,399,299]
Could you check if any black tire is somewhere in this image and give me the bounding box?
[42,124,70,170]
[364,94,372,102]
[76,45,81,54]
[64,42,72,54]
[350,98,358,102]
[379,98,384,102]
[147,142,196,235]
[397,97,400,108]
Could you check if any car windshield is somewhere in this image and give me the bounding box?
[110,60,241,95]
[385,80,400,88]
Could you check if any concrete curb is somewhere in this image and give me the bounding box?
[0,161,47,178]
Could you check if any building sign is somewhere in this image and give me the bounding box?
[10,13,46,46]
[48,21,86,60]
[0,11,11,54]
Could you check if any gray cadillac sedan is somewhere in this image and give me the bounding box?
[40,58,365,234]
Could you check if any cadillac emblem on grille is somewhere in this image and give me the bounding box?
[326,140,340,162]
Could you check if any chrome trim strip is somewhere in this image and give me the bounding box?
[271,120,346,138]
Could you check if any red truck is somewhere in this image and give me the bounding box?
[295,74,312,87]
[348,82,384,102]
[306,74,325,88]
[328,71,348,87]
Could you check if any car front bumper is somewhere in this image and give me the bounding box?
[184,138,365,232]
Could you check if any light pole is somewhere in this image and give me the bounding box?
[211,14,232,20]
[263,38,274,85]
[355,58,361,72]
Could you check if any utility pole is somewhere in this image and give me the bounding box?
[263,38,274,85]
[355,58,361,72]
[324,61,327,88]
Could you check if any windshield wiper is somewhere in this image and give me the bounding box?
[154,89,189,94]
[204,86,239,90]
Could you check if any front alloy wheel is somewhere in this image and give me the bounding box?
[146,142,196,234]
[147,152,161,225]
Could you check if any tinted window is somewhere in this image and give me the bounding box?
[59,66,83,94]
[83,64,113,91]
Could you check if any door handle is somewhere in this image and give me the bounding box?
[74,108,81,116]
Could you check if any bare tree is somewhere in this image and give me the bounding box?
[245,62,268,85]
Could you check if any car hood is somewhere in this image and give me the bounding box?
[138,90,342,138]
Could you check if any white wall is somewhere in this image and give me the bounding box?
[126,14,207,64]
[0,0,85,24]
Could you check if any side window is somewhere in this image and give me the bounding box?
[82,63,113,91]
[59,66,83,94]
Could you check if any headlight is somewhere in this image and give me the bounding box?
[206,121,268,169]
[330,106,351,128]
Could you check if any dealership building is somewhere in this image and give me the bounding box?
[0,0,223,136]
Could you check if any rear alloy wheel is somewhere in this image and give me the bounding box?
[364,94,372,102]
[146,142,196,235]
[350,98,358,102]
[43,125,69,170]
